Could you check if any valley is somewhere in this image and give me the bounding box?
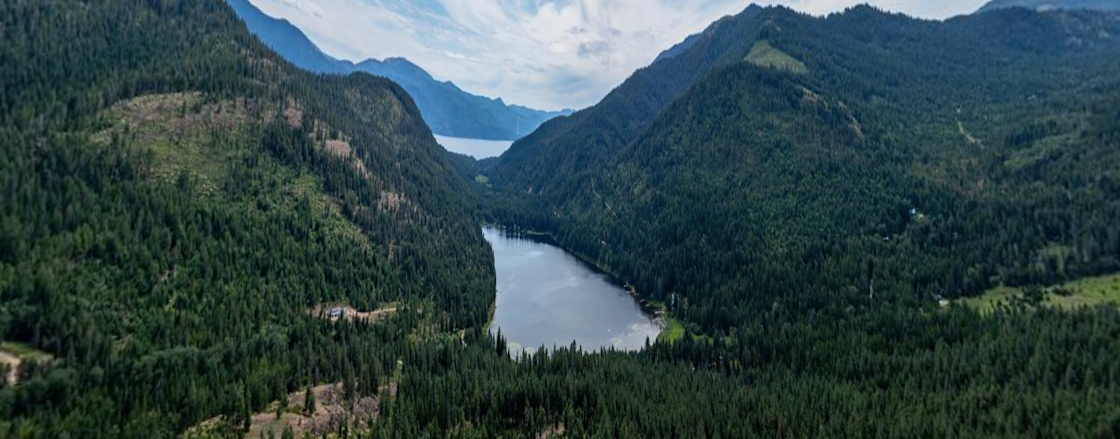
[2,0,1120,438]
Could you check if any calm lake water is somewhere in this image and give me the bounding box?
[484,227,661,356]
[434,135,513,159]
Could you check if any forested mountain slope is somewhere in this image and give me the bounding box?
[399,8,1120,436]
[0,0,492,436]
[225,0,571,141]
[488,5,1120,331]
[5,1,1120,438]
[979,0,1120,13]
[492,5,764,195]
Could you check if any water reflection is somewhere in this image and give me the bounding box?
[435,135,513,159]
[484,227,661,355]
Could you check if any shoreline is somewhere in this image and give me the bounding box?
[481,223,683,343]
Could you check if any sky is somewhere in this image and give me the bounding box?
[249,0,989,111]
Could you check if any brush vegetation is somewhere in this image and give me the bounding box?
[746,40,808,74]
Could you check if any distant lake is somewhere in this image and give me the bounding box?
[434,135,513,159]
[484,226,661,356]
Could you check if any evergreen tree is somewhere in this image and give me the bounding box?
[305,385,317,416]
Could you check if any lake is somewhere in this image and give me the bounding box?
[434,135,513,159]
[484,226,661,356]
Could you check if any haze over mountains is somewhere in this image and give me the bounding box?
[979,0,1120,12]
[225,0,571,141]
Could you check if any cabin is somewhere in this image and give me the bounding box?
[328,307,346,319]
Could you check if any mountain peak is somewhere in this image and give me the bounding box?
[655,3,766,65]
[384,57,416,66]
[978,0,1120,13]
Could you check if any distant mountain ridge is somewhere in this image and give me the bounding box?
[225,0,571,140]
[978,0,1120,12]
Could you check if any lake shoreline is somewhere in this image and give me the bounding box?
[435,135,514,159]
[481,223,677,343]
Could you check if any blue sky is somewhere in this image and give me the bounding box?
[249,0,988,111]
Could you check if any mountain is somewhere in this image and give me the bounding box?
[225,0,571,140]
[491,4,765,199]
[353,57,572,141]
[473,6,1120,433]
[979,0,1120,12]
[0,0,493,434]
[653,33,703,64]
[490,4,1120,326]
[6,1,1120,438]
[223,0,352,73]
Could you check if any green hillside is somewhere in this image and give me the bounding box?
[489,4,1120,334]
[745,40,808,74]
[0,0,492,436]
[451,6,1120,436]
[5,1,1120,438]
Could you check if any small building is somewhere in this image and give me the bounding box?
[328,308,346,319]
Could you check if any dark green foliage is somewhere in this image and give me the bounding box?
[304,384,315,417]
[488,4,1120,333]
[5,1,1120,438]
[0,0,492,436]
[276,391,287,420]
[366,316,1120,438]
[418,5,1120,437]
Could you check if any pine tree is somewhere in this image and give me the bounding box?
[304,385,316,416]
[343,361,356,408]
[277,389,289,420]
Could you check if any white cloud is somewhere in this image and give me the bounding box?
[248,0,988,111]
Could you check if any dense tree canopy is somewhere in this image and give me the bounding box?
[486,5,1120,333]
[0,0,491,436]
[441,5,1120,438]
[3,1,1120,438]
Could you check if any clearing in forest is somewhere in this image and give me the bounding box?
[245,382,394,439]
[0,342,52,386]
[186,382,395,439]
[958,272,1120,312]
[310,304,399,324]
[746,41,809,74]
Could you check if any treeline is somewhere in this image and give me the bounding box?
[4,0,1120,437]
[0,0,492,436]
[484,5,1120,332]
[444,5,1120,437]
[353,306,1120,438]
